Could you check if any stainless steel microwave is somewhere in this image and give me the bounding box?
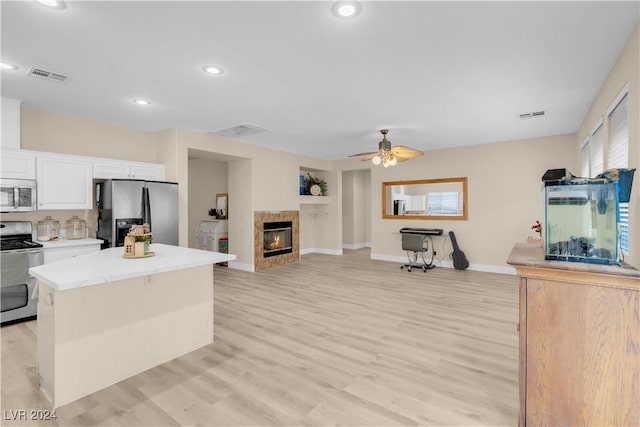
[0,179,37,212]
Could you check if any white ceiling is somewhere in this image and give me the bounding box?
[1,1,638,160]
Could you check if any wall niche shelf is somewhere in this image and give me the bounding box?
[298,195,331,205]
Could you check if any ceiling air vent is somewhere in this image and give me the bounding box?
[27,66,68,83]
[520,110,545,119]
[209,123,269,139]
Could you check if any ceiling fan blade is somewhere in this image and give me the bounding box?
[361,153,379,161]
[348,151,377,157]
[391,146,424,159]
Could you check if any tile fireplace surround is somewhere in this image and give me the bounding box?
[254,211,300,271]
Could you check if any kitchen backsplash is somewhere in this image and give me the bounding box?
[1,209,98,240]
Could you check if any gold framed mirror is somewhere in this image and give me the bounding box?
[382,177,468,220]
[216,193,228,219]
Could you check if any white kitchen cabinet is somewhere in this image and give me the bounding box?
[93,160,164,180]
[130,164,164,180]
[36,156,93,210]
[92,161,131,179]
[42,240,102,264]
[0,149,36,179]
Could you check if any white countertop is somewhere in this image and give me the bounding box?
[30,244,236,291]
[38,238,103,249]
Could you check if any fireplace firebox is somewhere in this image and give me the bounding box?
[263,221,293,258]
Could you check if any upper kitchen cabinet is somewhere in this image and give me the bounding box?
[130,163,164,180]
[37,155,93,210]
[93,160,164,180]
[1,150,35,179]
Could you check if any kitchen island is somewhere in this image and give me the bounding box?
[29,243,235,408]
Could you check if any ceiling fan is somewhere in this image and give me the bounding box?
[349,129,424,167]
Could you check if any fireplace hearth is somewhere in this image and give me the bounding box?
[254,211,299,271]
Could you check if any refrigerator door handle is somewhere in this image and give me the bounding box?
[144,186,151,227]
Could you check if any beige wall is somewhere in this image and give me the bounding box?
[187,158,228,249]
[336,133,577,271]
[576,22,639,267]
[20,108,157,162]
[156,128,342,269]
[342,169,371,248]
[16,105,577,272]
[342,171,356,245]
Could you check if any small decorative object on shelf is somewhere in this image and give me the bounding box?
[123,223,154,258]
[304,173,327,196]
[527,220,543,244]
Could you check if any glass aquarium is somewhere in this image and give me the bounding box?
[544,178,619,265]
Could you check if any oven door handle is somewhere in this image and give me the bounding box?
[31,281,39,301]
[13,187,19,210]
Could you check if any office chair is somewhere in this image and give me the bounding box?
[400,233,434,272]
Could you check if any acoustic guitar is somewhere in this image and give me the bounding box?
[449,231,469,270]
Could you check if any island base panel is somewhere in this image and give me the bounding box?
[37,265,214,408]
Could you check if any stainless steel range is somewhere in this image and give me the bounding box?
[1,221,43,325]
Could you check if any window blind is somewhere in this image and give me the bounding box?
[608,93,628,169]
[607,91,629,254]
[590,124,604,177]
[581,139,590,177]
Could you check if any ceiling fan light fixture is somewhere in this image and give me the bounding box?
[348,129,423,167]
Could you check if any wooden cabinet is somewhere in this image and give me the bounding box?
[93,160,164,180]
[508,243,640,427]
[36,155,93,210]
[1,149,35,179]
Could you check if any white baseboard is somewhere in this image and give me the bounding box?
[342,242,372,250]
[370,253,516,275]
[227,261,255,272]
[300,248,343,256]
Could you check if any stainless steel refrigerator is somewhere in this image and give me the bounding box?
[97,179,178,248]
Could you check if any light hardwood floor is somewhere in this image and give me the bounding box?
[1,249,519,426]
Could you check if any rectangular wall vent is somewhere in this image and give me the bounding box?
[209,123,269,139]
[520,110,545,119]
[27,67,68,83]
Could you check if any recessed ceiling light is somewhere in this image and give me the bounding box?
[132,98,151,106]
[332,1,361,18]
[202,65,224,75]
[0,62,19,71]
[34,0,67,9]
